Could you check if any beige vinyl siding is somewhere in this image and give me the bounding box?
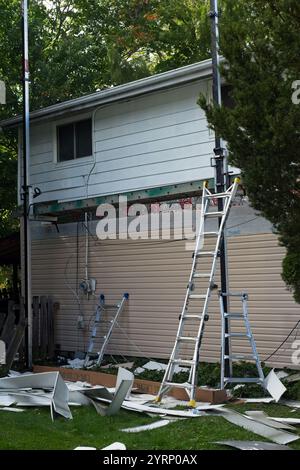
[31,233,300,369]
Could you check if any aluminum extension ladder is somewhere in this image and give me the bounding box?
[84,293,129,367]
[155,178,240,407]
[219,291,264,388]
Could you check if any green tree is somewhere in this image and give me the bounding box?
[0,0,107,236]
[0,0,212,237]
[75,0,211,83]
[200,0,300,301]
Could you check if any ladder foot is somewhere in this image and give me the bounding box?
[188,399,196,408]
[154,396,161,403]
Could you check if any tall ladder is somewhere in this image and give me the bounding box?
[155,178,240,406]
[84,293,129,367]
[219,292,264,388]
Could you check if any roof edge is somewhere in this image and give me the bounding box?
[0,59,212,129]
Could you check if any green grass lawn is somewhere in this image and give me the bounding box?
[0,403,300,450]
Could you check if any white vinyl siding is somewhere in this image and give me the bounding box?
[27,80,215,204]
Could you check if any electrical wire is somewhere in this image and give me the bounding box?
[262,320,300,363]
[114,320,166,371]
[63,226,89,351]
[85,160,96,200]
[227,216,260,231]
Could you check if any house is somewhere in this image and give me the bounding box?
[1,59,299,369]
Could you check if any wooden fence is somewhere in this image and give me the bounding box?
[32,296,59,361]
[0,296,59,369]
[0,300,25,371]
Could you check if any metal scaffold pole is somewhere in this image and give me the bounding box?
[209,0,231,379]
[21,0,33,368]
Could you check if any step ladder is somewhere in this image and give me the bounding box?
[84,293,129,367]
[155,178,240,406]
[219,291,264,388]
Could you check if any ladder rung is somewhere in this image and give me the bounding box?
[205,211,225,218]
[224,377,263,384]
[196,251,216,257]
[95,320,113,324]
[189,294,207,300]
[172,359,195,366]
[203,231,219,236]
[221,292,246,298]
[164,381,193,389]
[193,273,211,278]
[177,336,198,342]
[206,192,231,199]
[225,333,251,338]
[224,313,244,319]
[184,315,203,320]
[224,354,257,361]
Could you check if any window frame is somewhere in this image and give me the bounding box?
[53,113,94,167]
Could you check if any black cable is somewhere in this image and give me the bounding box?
[263,320,300,363]
[227,216,260,231]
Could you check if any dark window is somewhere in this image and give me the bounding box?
[75,119,92,159]
[57,118,92,162]
[57,123,74,161]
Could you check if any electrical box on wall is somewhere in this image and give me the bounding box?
[79,278,97,295]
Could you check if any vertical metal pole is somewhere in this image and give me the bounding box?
[209,0,231,380]
[21,0,32,368]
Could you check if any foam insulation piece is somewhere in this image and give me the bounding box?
[121,419,171,433]
[243,397,274,403]
[65,358,85,369]
[280,400,300,409]
[8,370,22,377]
[215,440,291,451]
[264,369,286,402]
[0,372,72,420]
[101,442,126,450]
[74,447,96,450]
[0,371,58,390]
[134,360,188,374]
[245,411,296,431]
[0,407,24,412]
[68,391,91,406]
[51,373,73,420]
[276,371,290,380]
[0,396,16,406]
[102,362,134,370]
[214,409,299,445]
[128,393,157,403]
[285,373,300,383]
[270,417,300,426]
[66,380,107,406]
[0,340,5,364]
[0,392,51,407]
[66,381,99,391]
[121,401,224,417]
[74,442,127,451]
[89,380,133,416]
[115,367,134,399]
